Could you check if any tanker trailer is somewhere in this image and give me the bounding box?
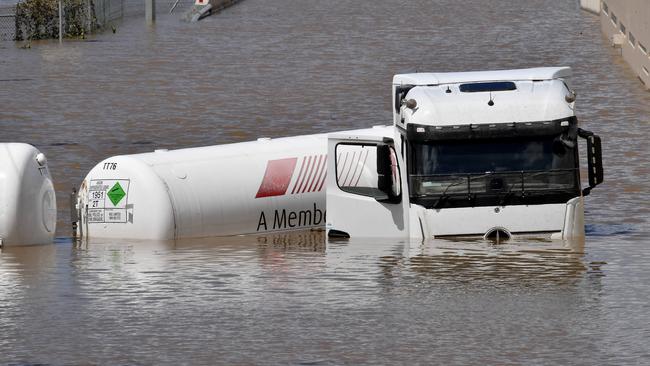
[74,132,341,240]
[0,143,57,246]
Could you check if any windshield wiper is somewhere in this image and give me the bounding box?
[498,171,525,206]
[432,173,492,208]
[432,179,464,208]
[498,171,562,206]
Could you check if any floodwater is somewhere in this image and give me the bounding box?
[1,0,650,364]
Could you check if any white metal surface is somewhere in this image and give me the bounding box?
[77,134,330,240]
[77,67,589,241]
[559,196,585,239]
[325,127,412,238]
[392,67,575,126]
[0,143,56,246]
[421,204,567,237]
[400,79,574,126]
[392,67,572,86]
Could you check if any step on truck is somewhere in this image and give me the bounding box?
[74,67,603,241]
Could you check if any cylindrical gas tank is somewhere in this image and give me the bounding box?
[76,134,329,240]
[0,143,57,246]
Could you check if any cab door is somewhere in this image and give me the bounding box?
[325,134,410,238]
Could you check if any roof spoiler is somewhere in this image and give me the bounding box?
[393,67,572,86]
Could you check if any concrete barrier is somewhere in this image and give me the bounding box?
[183,0,242,22]
[599,0,650,90]
[580,0,601,14]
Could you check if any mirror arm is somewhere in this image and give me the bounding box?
[577,128,593,138]
[577,128,604,195]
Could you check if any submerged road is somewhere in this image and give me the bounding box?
[1,0,649,364]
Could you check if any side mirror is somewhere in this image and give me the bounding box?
[394,85,414,112]
[578,128,604,196]
[376,144,401,203]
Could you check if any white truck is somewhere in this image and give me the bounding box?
[74,67,603,241]
[0,143,57,246]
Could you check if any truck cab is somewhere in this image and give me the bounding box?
[326,67,603,240]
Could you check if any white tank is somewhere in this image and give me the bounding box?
[0,143,57,246]
[76,134,330,240]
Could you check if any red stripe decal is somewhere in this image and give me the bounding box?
[353,150,370,187]
[337,152,349,182]
[347,151,362,187]
[295,156,312,194]
[291,157,307,194]
[342,151,357,186]
[317,171,327,192]
[255,158,298,198]
[313,156,327,192]
[343,151,361,187]
[307,155,324,192]
[301,155,318,193]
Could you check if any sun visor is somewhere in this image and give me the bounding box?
[405,118,575,142]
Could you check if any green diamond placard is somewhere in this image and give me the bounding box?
[107,182,126,206]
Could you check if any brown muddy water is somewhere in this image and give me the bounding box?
[1,0,650,364]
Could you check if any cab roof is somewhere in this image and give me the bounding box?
[393,67,571,86]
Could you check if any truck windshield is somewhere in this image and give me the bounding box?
[409,135,580,208]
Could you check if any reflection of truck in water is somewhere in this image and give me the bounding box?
[75,67,603,241]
